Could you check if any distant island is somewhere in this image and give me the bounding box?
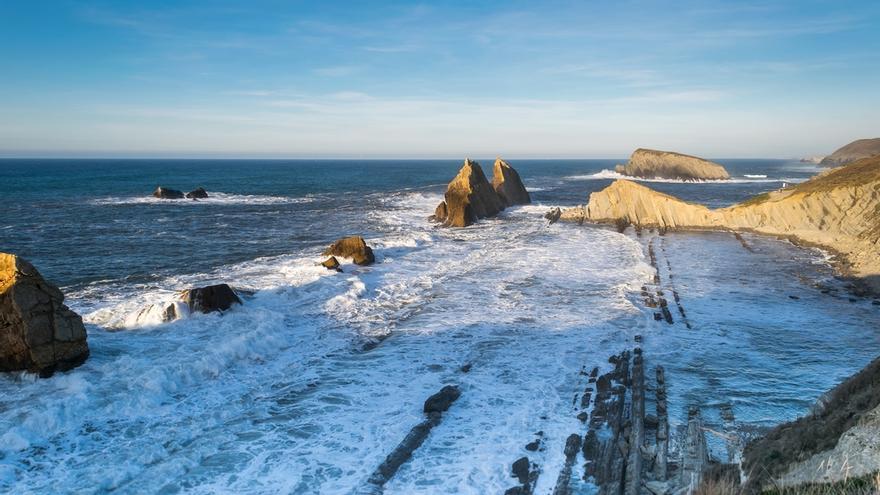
[614,148,731,181]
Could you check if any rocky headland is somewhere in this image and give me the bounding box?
[1,253,90,376]
[433,158,530,227]
[561,154,880,292]
[819,137,880,167]
[614,148,731,181]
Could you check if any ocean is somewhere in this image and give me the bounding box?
[1,158,878,494]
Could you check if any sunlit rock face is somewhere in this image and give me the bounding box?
[615,148,730,181]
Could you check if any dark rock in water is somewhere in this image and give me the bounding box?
[512,456,530,484]
[460,363,472,373]
[525,440,540,451]
[564,433,582,458]
[544,207,562,224]
[181,284,242,314]
[0,253,90,376]
[873,300,880,305]
[789,295,800,300]
[504,487,526,495]
[577,411,588,422]
[424,385,461,414]
[323,236,375,266]
[186,187,208,199]
[321,256,342,272]
[492,158,531,206]
[433,158,506,227]
[152,187,185,199]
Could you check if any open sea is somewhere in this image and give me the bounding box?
[1,158,878,494]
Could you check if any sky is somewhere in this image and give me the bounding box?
[1,0,879,158]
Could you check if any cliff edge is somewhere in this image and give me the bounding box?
[819,137,880,167]
[561,154,880,291]
[615,148,730,181]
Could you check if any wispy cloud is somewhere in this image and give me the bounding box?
[312,65,361,77]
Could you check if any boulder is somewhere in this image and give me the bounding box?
[423,385,461,414]
[321,256,342,272]
[492,158,531,206]
[323,236,375,266]
[180,284,242,314]
[153,187,185,199]
[615,148,730,181]
[433,158,506,227]
[0,253,89,376]
[545,207,562,224]
[186,187,209,199]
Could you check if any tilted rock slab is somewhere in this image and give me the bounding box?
[0,253,89,376]
[561,155,880,291]
[615,148,730,181]
[819,137,880,167]
[492,158,531,206]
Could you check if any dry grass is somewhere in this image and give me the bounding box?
[694,472,880,495]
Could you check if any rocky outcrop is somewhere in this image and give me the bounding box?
[181,284,242,314]
[321,256,342,272]
[0,253,89,376]
[153,187,185,199]
[615,148,730,181]
[433,158,507,227]
[186,187,209,199]
[323,236,375,266]
[742,356,880,490]
[561,154,880,291]
[819,137,880,167]
[493,158,531,206]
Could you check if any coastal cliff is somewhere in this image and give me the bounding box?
[562,154,880,290]
[820,137,880,167]
[615,148,730,181]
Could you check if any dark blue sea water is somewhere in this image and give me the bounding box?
[1,158,876,494]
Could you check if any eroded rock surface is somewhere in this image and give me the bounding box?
[323,236,375,266]
[615,148,730,181]
[493,158,531,206]
[0,253,89,376]
[433,158,506,227]
[181,284,242,314]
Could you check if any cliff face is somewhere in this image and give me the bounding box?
[492,158,531,206]
[819,137,880,167]
[615,148,730,181]
[561,155,880,289]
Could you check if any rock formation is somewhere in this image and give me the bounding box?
[433,158,506,227]
[615,148,730,181]
[492,158,531,206]
[1,253,89,376]
[321,256,342,272]
[742,356,880,490]
[561,154,880,292]
[181,284,242,314]
[323,236,375,266]
[819,137,880,167]
[153,187,185,199]
[186,187,209,199]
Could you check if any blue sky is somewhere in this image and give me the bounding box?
[1,1,878,158]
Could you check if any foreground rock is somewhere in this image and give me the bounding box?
[186,187,209,199]
[492,158,531,206]
[742,356,880,490]
[1,253,89,376]
[321,256,342,272]
[819,137,880,167]
[561,154,880,292]
[615,148,730,181]
[323,236,375,266]
[153,187,185,199]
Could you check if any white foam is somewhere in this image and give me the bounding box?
[90,192,317,206]
[565,169,802,184]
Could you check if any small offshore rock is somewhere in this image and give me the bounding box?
[511,456,530,484]
[323,236,375,266]
[544,207,562,224]
[153,186,185,199]
[423,385,461,414]
[181,284,242,314]
[525,440,540,451]
[321,256,342,272]
[186,187,209,199]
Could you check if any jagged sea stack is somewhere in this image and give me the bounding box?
[615,148,730,181]
[0,253,89,376]
[433,158,506,227]
[492,157,531,206]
